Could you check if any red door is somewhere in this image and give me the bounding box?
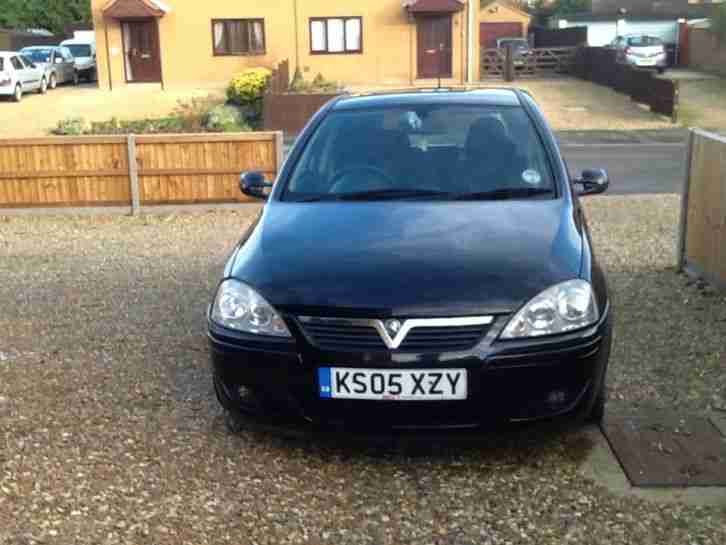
[479,22,523,48]
[122,19,162,83]
[417,15,453,79]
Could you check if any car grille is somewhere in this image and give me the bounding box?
[297,317,492,352]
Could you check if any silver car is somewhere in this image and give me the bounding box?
[610,35,667,73]
[19,46,79,89]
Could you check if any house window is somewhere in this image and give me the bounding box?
[212,19,265,56]
[309,17,362,54]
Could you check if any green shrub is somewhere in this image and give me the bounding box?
[173,95,222,131]
[227,68,271,105]
[290,67,308,92]
[289,72,341,94]
[311,73,341,93]
[52,117,89,135]
[203,104,250,132]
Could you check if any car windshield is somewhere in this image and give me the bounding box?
[65,44,91,57]
[22,49,52,63]
[284,104,555,201]
[627,36,662,47]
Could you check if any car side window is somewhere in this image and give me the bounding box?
[61,48,74,61]
[10,56,24,70]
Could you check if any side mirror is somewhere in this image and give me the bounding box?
[574,168,609,196]
[240,171,273,200]
[55,57,63,65]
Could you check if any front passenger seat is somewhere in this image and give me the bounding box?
[459,116,525,192]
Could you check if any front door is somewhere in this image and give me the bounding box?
[417,15,453,79]
[122,19,161,83]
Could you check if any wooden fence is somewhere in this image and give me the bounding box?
[0,132,283,214]
[678,129,726,290]
[263,59,340,136]
[480,47,576,79]
[571,47,679,122]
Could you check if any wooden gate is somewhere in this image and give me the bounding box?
[480,47,576,79]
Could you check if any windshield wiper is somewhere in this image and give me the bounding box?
[453,187,554,201]
[337,189,454,201]
[294,189,452,202]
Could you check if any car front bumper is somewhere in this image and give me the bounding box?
[208,307,612,434]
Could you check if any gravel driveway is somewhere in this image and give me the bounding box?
[1,196,725,544]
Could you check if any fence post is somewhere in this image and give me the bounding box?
[126,134,140,216]
[672,81,679,124]
[677,129,695,271]
[504,45,514,82]
[274,131,284,180]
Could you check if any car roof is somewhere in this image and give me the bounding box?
[21,46,58,50]
[331,88,523,111]
[61,39,93,45]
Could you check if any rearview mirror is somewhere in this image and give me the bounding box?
[240,171,273,200]
[54,57,63,65]
[574,169,609,196]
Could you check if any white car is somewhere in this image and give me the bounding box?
[60,39,97,82]
[0,51,48,102]
[610,35,668,73]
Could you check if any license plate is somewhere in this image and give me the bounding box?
[638,59,656,66]
[318,368,467,401]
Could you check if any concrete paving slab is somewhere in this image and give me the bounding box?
[603,413,726,487]
[580,424,726,506]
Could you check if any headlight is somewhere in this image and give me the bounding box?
[500,280,599,339]
[211,279,291,337]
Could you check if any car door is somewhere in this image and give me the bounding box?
[10,56,33,90]
[20,55,42,90]
[60,48,75,81]
[50,50,66,83]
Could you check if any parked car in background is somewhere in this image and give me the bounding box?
[60,38,96,82]
[496,37,531,66]
[19,46,78,89]
[209,89,613,436]
[609,35,667,74]
[0,51,47,101]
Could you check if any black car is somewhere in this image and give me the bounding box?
[208,89,612,436]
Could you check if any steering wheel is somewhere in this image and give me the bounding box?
[329,165,396,193]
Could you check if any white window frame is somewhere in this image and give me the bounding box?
[309,17,362,54]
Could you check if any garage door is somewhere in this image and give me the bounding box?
[480,22,523,48]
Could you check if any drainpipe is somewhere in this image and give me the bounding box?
[103,16,113,91]
[293,0,300,72]
[467,0,475,83]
